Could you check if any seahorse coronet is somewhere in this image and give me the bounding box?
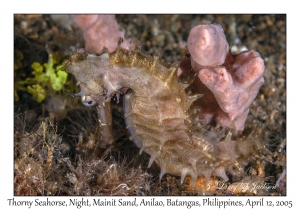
[66,46,265,185]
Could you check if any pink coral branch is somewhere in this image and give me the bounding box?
[188,24,229,66]
[70,15,130,53]
[181,24,265,131]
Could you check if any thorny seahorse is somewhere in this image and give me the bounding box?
[66,43,266,185]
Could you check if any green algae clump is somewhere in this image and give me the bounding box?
[15,52,68,102]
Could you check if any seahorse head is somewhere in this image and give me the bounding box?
[66,48,110,108]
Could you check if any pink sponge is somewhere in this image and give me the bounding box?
[183,24,265,132]
[70,15,130,53]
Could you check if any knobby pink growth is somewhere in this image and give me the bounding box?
[188,24,229,66]
[70,15,130,53]
[182,24,265,132]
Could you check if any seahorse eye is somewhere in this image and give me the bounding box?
[82,96,96,107]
